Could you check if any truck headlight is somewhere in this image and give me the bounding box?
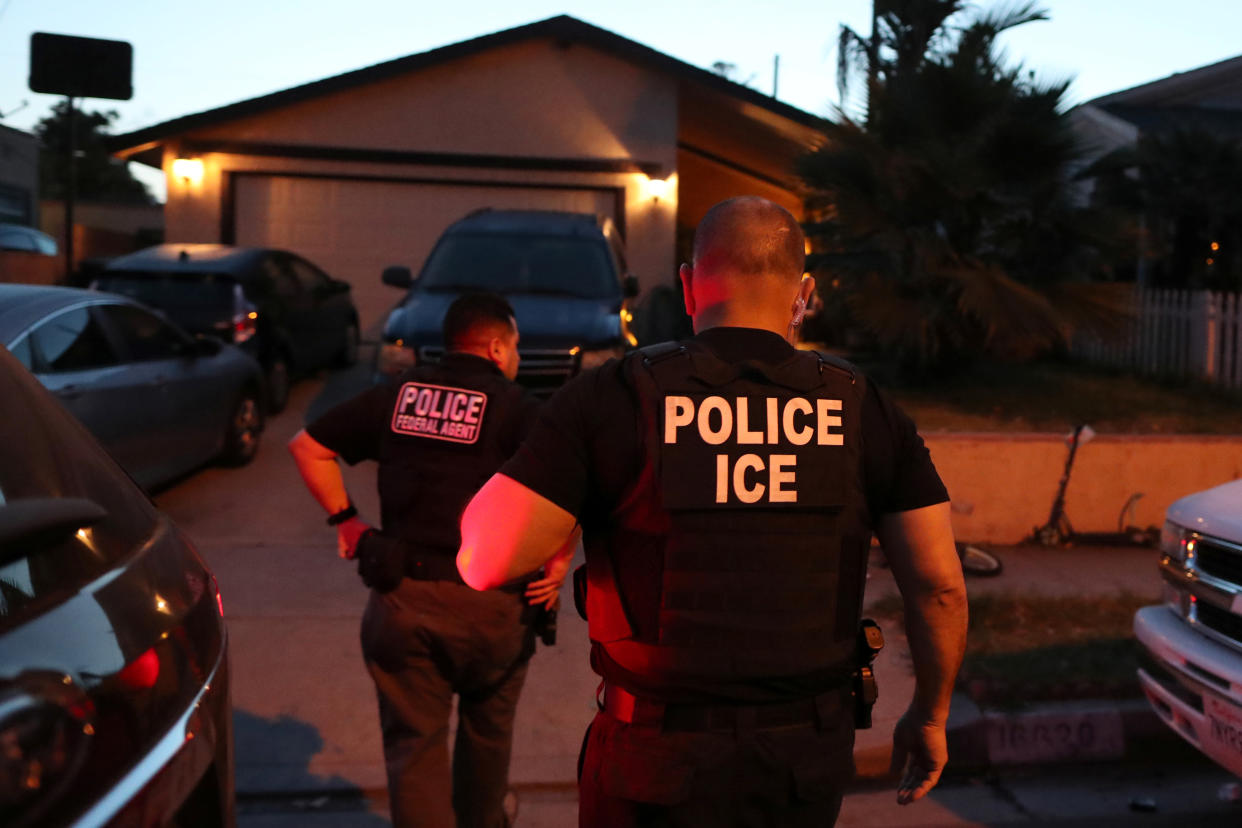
[578,345,625,372]
[378,340,416,376]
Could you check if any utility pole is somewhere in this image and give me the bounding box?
[65,97,76,280]
[773,54,780,98]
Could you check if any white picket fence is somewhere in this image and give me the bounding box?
[1073,288,1242,389]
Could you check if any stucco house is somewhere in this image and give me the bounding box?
[110,15,827,329]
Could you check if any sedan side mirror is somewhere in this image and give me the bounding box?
[623,274,640,298]
[382,266,414,289]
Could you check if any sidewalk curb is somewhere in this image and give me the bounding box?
[854,693,1193,783]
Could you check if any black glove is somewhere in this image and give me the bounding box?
[355,530,405,593]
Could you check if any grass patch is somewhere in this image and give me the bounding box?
[848,356,1241,434]
[866,591,1153,707]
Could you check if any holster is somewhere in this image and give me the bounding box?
[355,530,406,593]
[572,563,588,620]
[853,618,884,729]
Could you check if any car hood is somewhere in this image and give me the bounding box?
[1167,478,1242,544]
[385,290,622,350]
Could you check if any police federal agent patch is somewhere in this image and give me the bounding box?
[391,381,488,444]
[659,391,846,510]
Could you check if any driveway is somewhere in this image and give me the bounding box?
[153,354,597,797]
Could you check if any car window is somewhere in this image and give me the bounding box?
[8,337,33,369]
[29,306,119,373]
[287,257,328,292]
[96,271,238,312]
[0,227,36,251]
[99,304,190,362]
[266,257,301,299]
[420,235,619,299]
[33,233,57,256]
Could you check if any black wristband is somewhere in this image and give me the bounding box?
[326,504,357,526]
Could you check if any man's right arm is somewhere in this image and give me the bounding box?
[876,501,968,805]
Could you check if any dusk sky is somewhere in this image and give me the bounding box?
[3,0,1240,199]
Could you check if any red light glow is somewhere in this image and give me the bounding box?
[117,648,160,690]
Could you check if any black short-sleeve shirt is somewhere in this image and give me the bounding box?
[307,353,543,545]
[502,327,948,530]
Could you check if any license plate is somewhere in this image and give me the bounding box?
[1205,695,1242,757]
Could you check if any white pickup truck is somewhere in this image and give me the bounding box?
[1135,478,1242,777]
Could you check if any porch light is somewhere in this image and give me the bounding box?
[171,157,204,186]
[644,175,670,202]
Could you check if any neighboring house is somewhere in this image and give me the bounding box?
[108,15,827,330]
[0,124,57,284]
[1071,53,1242,201]
[0,123,38,226]
[1087,53,1242,140]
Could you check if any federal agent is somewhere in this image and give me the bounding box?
[289,293,571,828]
[457,197,969,826]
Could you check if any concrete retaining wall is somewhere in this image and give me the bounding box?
[923,433,1242,543]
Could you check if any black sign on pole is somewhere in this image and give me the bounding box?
[29,33,133,100]
[29,33,134,281]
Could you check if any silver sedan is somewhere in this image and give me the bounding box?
[0,284,265,490]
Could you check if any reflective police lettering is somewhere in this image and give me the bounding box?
[664,395,844,446]
[666,395,843,505]
[391,382,488,445]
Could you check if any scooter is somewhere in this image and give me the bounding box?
[1032,424,1160,548]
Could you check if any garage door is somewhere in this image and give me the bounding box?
[234,175,619,333]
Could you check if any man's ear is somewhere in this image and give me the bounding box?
[487,336,506,368]
[679,263,696,316]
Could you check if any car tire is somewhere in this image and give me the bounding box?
[266,354,291,413]
[220,387,263,466]
[337,321,360,368]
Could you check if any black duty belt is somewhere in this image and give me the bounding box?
[600,683,845,733]
[404,546,532,593]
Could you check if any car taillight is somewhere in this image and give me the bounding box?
[232,310,258,344]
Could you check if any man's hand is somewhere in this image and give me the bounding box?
[524,547,573,608]
[337,516,374,559]
[890,709,948,805]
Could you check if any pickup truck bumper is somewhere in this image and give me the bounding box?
[1135,604,1242,778]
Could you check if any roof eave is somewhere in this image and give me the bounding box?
[108,15,829,155]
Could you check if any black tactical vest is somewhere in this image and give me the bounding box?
[376,354,527,554]
[586,341,871,697]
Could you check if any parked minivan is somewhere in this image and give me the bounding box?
[1134,478,1242,778]
[376,210,638,394]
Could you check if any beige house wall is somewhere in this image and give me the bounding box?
[160,38,681,296]
[924,433,1242,543]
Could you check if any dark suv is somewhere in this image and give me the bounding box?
[96,244,360,412]
[377,210,637,394]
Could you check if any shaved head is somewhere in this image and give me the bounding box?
[692,196,805,282]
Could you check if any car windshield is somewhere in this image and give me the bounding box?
[0,349,159,631]
[419,234,619,299]
[96,271,238,311]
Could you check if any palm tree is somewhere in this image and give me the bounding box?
[803,1,1126,372]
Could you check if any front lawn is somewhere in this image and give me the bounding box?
[867,591,1152,707]
[847,356,1241,434]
